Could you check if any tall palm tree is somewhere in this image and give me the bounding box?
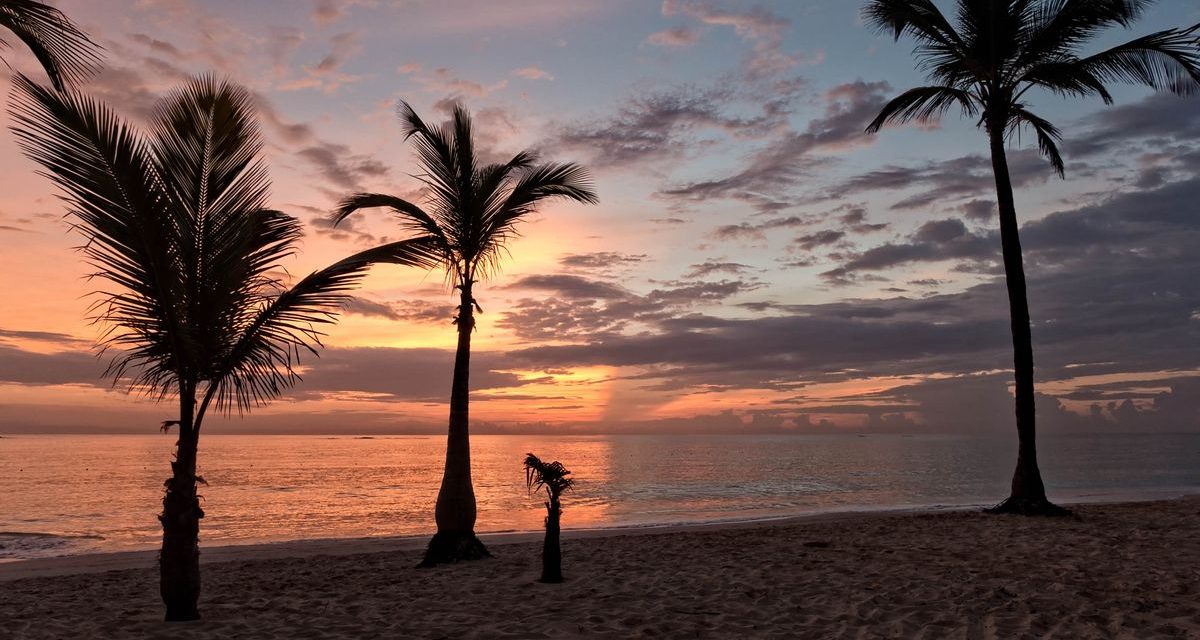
[8,75,436,621]
[864,0,1200,515]
[524,453,574,583]
[1,0,100,91]
[333,102,598,565]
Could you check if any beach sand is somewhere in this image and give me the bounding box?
[2,497,1198,639]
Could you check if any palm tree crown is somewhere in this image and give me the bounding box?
[1,0,101,91]
[334,101,598,290]
[865,0,1200,175]
[525,453,575,500]
[8,74,436,428]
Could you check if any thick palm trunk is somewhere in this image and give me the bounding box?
[160,384,204,620]
[983,126,1067,517]
[420,284,490,566]
[540,496,563,583]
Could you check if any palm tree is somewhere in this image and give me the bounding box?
[1,0,101,91]
[864,0,1200,515]
[8,75,436,621]
[524,453,574,584]
[333,102,598,565]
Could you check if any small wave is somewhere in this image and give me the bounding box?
[0,531,104,540]
[0,531,106,562]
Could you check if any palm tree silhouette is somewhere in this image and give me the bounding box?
[864,1,1200,515]
[333,101,597,566]
[1,0,100,91]
[524,453,574,584]
[8,75,437,620]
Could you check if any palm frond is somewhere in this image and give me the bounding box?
[865,85,978,133]
[208,235,444,417]
[1008,107,1065,177]
[475,151,537,217]
[0,0,101,91]
[1017,0,1155,66]
[450,103,477,215]
[863,0,963,48]
[1074,24,1200,96]
[495,162,599,215]
[7,73,185,396]
[149,75,267,238]
[474,162,597,280]
[1016,60,1114,102]
[148,76,278,377]
[865,0,970,84]
[398,100,462,230]
[333,192,451,250]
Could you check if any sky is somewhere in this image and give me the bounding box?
[0,0,1198,434]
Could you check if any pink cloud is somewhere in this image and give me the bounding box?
[312,0,376,26]
[513,66,554,81]
[646,26,701,48]
[400,64,509,98]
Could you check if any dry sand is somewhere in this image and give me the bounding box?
[2,497,1198,639]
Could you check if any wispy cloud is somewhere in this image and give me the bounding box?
[278,31,363,93]
[660,81,892,213]
[556,76,804,168]
[661,0,820,76]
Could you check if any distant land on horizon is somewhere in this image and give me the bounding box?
[2,415,1195,437]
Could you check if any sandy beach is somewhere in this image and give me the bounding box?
[2,497,1198,639]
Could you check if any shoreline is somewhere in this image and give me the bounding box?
[4,495,1198,638]
[3,492,1195,582]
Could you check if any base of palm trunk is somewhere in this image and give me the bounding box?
[164,606,201,622]
[539,574,564,584]
[984,495,1072,516]
[418,531,491,567]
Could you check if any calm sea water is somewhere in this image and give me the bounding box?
[1,433,1197,561]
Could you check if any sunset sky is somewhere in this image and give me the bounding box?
[1,0,1198,434]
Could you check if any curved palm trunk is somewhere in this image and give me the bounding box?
[160,383,204,620]
[420,284,490,566]
[540,494,563,583]
[983,126,1067,517]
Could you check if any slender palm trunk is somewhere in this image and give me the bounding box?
[983,125,1066,516]
[540,495,563,583]
[160,381,204,620]
[421,283,490,566]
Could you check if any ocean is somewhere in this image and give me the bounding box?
[1,432,1197,562]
